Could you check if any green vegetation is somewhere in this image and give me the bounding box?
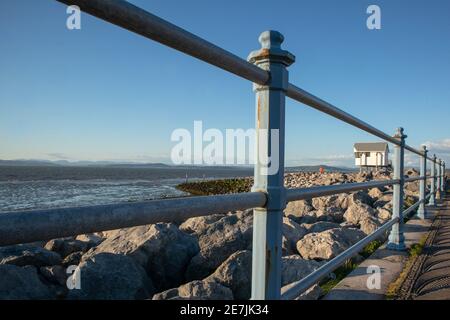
[176,178,252,195]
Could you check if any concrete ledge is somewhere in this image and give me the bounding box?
[323,205,440,300]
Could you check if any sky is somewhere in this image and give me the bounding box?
[0,0,449,167]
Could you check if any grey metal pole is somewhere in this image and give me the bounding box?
[440,160,445,193]
[443,161,446,193]
[248,31,294,300]
[417,145,427,219]
[437,158,442,200]
[429,154,437,205]
[387,128,406,251]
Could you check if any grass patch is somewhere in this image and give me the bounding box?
[319,240,384,295]
[385,236,427,299]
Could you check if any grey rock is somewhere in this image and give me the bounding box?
[373,193,393,208]
[281,255,323,285]
[67,253,154,300]
[85,223,199,291]
[282,217,307,255]
[0,244,62,267]
[75,233,104,247]
[296,228,366,260]
[0,264,53,299]
[206,250,252,300]
[186,213,252,281]
[179,214,226,235]
[39,265,67,286]
[62,251,83,267]
[45,238,88,258]
[316,207,344,223]
[302,221,341,234]
[153,280,233,300]
[359,217,381,235]
[368,187,384,200]
[284,200,315,221]
[344,203,377,225]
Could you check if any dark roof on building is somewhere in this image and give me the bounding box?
[354,142,389,152]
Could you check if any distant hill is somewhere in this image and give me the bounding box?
[0,160,60,167]
[0,160,356,172]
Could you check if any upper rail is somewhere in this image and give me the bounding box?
[57,0,432,159]
[0,192,266,246]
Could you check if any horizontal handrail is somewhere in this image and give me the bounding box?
[56,0,270,85]
[0,192,266,246]
[286,84,401,146]
[286,179,399,202]
[281,216,398,300]
[404,145,424,157]
[403,199,422,217]
[404,176,425,183]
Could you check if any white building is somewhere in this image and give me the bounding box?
[354,142,389,170]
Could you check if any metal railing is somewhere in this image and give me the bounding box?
[0,0,447,300]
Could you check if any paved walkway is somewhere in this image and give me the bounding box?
[399,192,450,300]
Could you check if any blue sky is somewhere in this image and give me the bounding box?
[1,0,449,167]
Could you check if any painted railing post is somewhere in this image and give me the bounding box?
[442,161,446,192]
[417,145,428,219]
[440,160,445,193]
[437,158,442,200]
[429,154,437,206]
[248,31,295,300]
[387,127,406,250]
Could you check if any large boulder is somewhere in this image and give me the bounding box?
[281,255,323,285]
[75,234,104,247]
[67,253,154,300]
[312,194,348,211]
[377,207,392,221]
[206,250,252,300]
[186,212,252,281]
[346,191,374,207]
[302,221,341,234]
[39,265,67,286]
[368,187,384,200]
[281,255,324,300]
[284,200,315,221]
[152,280,233,300]
[282,217,307,255]
[179,214,226,235]
[343,203,377,225]
[0,244,62,267]
[84,223,199,291]
[359,217,381,235]
[45,238,89,258]
[315,207,344,223]
[0,264,53,299]
[296,228,366,260]
[373,193,393,208]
